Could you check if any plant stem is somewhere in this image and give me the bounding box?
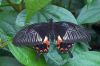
[68,0,72,10]
[6,0,23,12]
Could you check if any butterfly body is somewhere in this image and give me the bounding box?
[13,20,91,56]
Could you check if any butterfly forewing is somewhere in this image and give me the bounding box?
[54,22,91,43]
[13,23,51,46]
[13,26,42,46]
[64,24,90,42]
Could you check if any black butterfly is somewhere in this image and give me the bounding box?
[13,19,91,57]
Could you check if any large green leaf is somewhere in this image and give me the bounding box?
[16,5,77,66]
[64,44,100,66]
[77,0,100,24]
[25,0,52,23]
[16,5,77,27]
[44,42,69,66]
[8,43,47,66]
[0,11,18,37]
[0,56,22,66]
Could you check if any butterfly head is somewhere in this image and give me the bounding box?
[56,35,73,53]
[34,36,50,54]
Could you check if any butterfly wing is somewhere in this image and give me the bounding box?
[63,22,91,42]
[13,27,41,46]
[54,21,91,43]
[54,21,91,54]
[13,23,50,46]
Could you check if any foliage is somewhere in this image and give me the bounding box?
[0,0,100,66]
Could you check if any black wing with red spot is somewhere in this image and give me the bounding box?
[13,23,50,54]
[54,22,91,54]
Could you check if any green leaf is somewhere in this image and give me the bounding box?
[8,43,47,66]
[0,28,7,48]
[16,5,77,66]
[0,10,18,37]
[0,56,22,66]
[44,42,69,66]
[0,0,2,5]
[10,0,22,4]
[77,0,100,24]
[25,0,52,24]
[64,50,100,66]
[0,28,5,34]
[63,44,100,66]
[87,0,93,5]
[0,29,7,48]
[16,5,77,27]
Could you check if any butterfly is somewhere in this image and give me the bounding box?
[13,19,91,57]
